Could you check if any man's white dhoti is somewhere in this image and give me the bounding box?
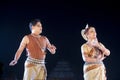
[23,57,47,80]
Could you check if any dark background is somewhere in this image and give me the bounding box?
[0,0,119,80]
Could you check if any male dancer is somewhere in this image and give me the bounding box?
[9,19,56,80]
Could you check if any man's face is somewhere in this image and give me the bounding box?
[32,22,42,34]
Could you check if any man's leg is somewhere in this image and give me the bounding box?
[36,65,47,80]
[23,61,36,80]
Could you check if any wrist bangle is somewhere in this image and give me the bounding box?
[14,59,18,62]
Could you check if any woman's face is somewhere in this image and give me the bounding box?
[86,27,97,40]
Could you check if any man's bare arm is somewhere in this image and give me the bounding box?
[45,37,56,54]
[9,36,29,66]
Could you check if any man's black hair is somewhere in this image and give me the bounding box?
[29,19,41,31]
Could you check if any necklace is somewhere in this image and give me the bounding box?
[31,34,41,38]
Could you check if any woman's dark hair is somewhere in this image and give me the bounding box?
[29,19,41,31]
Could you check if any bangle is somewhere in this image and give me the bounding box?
[14,59,18,62]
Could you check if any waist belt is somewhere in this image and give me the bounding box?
[84,64,101,73]
[26,57,45,64]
